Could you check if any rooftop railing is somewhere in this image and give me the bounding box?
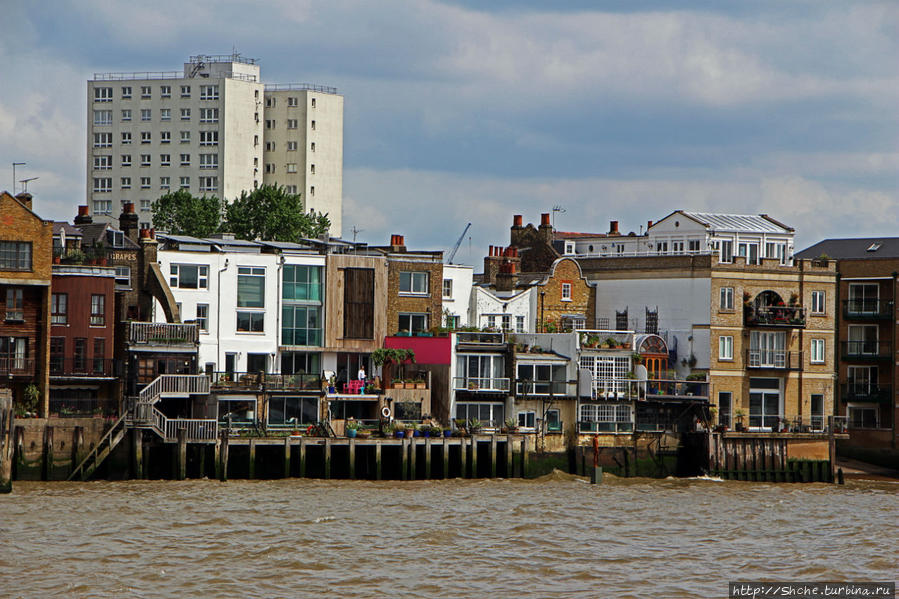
[264,83,338,94]
[128,322,199,346]
[456,331,505,345]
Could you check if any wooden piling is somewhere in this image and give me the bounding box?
[348,438,356,480]
[299,438,306,478]
[283,437,291,479]
[131,429,142,479]
[214,438,222,480]
[521,436,530,478]
[505,436,513,478]
[324,439,332,479]
[219,432,229,482]
[177,428,187,480]
[42,426,54,481]
[72,426,84,479]
[198,443,206,479]
[442,438,449,479]
[410,438,417,480]
[490,435,497,479]
[425,437,432,479]
[0,395,11,493]
[247,438,256,479]
[374,440,381,480]
[470,436,478,478]
[401,438,408,481]
[14,426,24,479]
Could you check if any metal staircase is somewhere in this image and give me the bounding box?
[130,374,216,443]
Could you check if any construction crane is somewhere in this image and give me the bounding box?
[446,223,472,264]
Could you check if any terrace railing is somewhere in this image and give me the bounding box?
[453,377,511,392]
[210,371,321,391]
[745,349,803,370]
[744,306,806,328]
[128,322,199,346]
[841,383,892,403]
[0,357,34,375]
[49,357,118,377]
[843,299,894,320]
[841,340,892,361]
[456,331,505,346]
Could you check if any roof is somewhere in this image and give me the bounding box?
[53,222,82,237]
[676,211,793,234]
[76,222,139,249]
[554,231,609,240]
[796,237,899,260]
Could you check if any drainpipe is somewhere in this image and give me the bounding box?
[217,258,229,371]
[276,255,285,375]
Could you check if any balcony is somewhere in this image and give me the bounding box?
[50,357,117,378]
[841,340,892,362]
[644,379,710,400]
[515,380,568,396]
[453,376,510,392]
[0,358,34,376]
[210,371,322,392]
[841,383,892,404]
[128,322,199,347]
[744,305,806,328]
[455,331,506,348]
[745,349,803,370]
[843,299,894,321]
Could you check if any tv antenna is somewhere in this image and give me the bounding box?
[552,205,566,230]
[351,226,364,243]
[11,162,25,194]
[19,177,38,192]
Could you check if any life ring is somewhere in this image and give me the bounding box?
[381,406,391,419]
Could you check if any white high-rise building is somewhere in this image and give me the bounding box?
[86,54,343,236]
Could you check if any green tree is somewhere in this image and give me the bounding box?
[151,190,222,237]
[224,184,330,242]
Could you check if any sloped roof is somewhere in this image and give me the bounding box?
[554,231,609,239]
[678,212,793,234]
[53,222,82,237]
[796,237,899,260]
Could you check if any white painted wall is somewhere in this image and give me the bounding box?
[442,264,473,327]
[470,286,535,332]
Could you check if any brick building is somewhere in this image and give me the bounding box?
[377,235,444,336]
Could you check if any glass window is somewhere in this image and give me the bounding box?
[51,293,67,324]
[237,266,265,307]
[720,287,734,310]
[399,271,429,294]
[169,264,209,289]
[811,291,825,314]
[442,279,452,298]
[719,335,733,360]
[718,392,731,427]
[115,266,131,289]
[196,304,209,332]
[5,288,24,321]
[282,265,322,301]
[398,313,428,333]
[810,338,825,364]
[90,294,105,326]
[282,305,322,346]
[561,282,572,300]
[237,311,264,332]
[0,242,32,271]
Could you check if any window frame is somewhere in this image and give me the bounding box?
[169,263,209,289]
[51,293,67,324]
[810,338,825,364]
[719,286,734,310]
[90,294,105,326]
[399,271,429,296]
[718,335,734,361]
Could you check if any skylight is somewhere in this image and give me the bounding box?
[866,242,882,252]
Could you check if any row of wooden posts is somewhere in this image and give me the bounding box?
[137,430,533,481]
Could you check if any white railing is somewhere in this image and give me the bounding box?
[139,374,210,404]
[453,377,511,392]
[164,418,218,441]
[129,321,199,345]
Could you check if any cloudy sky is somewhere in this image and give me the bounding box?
[1,1,896,263]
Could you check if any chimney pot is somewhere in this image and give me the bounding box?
[540,213,551,226]
[647,220,653,230]
[610,220,619,234]
[513,215,523,227]
[124,202,135,214]
[139,228,151,239]
[78,205,89,217]
[75,204,93,225]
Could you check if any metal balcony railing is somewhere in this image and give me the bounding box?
[744,305,806,328]
[841,340,892,361]
[644,379,710,400]
[578,420,634,434]
[745,349,803,370]
[0,358,34,375]
[453,377,511,392]
[843,299,894,320]
[456,331,505,346]
[210,371,322,391]
[50,357,117,377]
[841,383,892,404]
[128,322,199,346]
[515,380,568,396]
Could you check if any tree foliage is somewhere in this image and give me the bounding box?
[224,184,330,242]
[151,190,222,238]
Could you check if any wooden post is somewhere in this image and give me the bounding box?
[299,438,307,478]
[220,432,229,482]
[490,434,497,478]
[521,436,530,478]
[214,438,222,481]
[177,428,187,480]
[470,435,478,478]
[410,437,417,480]
[424,437,432,479]
[324,439,332,479]
[42,426,54,481]
[198,443,206,479]
[506,436,513,478]
[14,426,25,480]
[130,429,142,479]
[248,438,256,479]
[374,440,381,480]
[283,437,291,479]
[512,437,521,478]
[71,426,84,479]
[401,437,408,481]
[348,438,356,480]
[459,437,467,478]
[442,438,449,479]
[0,396,12,493]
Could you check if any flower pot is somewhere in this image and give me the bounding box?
[443,429,452,438]
[328,386,336,394]
[422,430,430,438]
[346,428,357,438]
[413,429,422,437]
[395,431,405,439]
[404,382,415,389]
[392,383,404,389]
[415,382,426,389]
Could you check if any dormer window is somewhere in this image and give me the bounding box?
[106,229,125,248]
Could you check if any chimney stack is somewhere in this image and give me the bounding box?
[14,192,32,211]
[513,215,523,227]
[540,213,551,227]
[74,205,92,225]
[647,220,653,230]
[390,234,406,252]
[609,220,619,235]
[120,202,139,244]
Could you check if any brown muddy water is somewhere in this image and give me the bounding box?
[2,473,897,598]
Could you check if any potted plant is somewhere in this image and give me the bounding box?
[404,379,415,390]
[503,416,517,434]
[345,420,361,438]
[468,418,483,434]
[22,383,40,418]
[734,409,746,432]
[390,420,406,439]
[414,377,426,390]
[429,425,443,438]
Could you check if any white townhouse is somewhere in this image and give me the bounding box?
[441,264,473,328]
[469,284,536,334]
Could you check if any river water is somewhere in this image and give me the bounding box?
[2,474,897,598]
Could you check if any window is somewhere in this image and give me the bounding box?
[442,279,453,298]
[72,338,87,372]
[121,154,132,167]
[200,108,219,123]
[238,267,265,307]
[656,241,668,254]
[310,120,315,130]
[180,108,191,121]
[160,108,171,121]
[199,177,218,192]
[5,288,24,320]
[199,153,218,169]
[288,96,298,107]
[719,240,733,263]
[748,331,785,373]
[51,293,67,324]
[120,177,131,189]
[286,163,297,173]
[94,155,112,170]
[517,363,566,395]
[94,87,112,102]
[160,176,170,189]
[286,185,298,194]
[268,396,319,427]
[237,311,265,332]
[90,294,105,326]
[456,354,506,391]
[140,177,151,189]
[160,85,171,98]
[398,313,428,333]
[93,132,112,148]
[720,287,734,310]
[265,119,275,129]
[200,131,218,146]
[121,109,132,121]
[141,154,151,167]
[282,305,322,345]
[169,264,208,289]
[811,291,825,314]
[180,85,190,98]
[50,337,64,372]
[114,265,131,289]
[287,119,298,129]
[265,97,274,108]
[121,86,131,99]
[140,200,151,212]
[578,355,631,397]
[516,315,525,333]
[179,176,190,189]
[180,130,191,144]
[121,132,131,145]
[265,163,275,174]
[254,135,259,147]
[180,153,190,166]
[688,239,701,253]
[310,142,315,152]
[811,339,825,364]
[718,392,732,427]
[141,131,151,144]
[93,177,112,192]
[160,154,170,167]
[93,200,112,215]
[517,411,536,430]
[455,402,505,427]
[141,108,151,121]
[200,85,219,100]
[265,142,275,152]
[0,337,28,370]
[93,338,105,373]
[719,335,733,360]
[578,403,632,433]
[738,242,760,265]
[399,271,429,295]
[615,308,628,330]
[160,131,171,144]
[310,164,316,174]
[311,98,316,108]
[196,304,209,332]
[140,85,151,99]
[287,141,297,151]
[848,284,878,314]
[561,282,572,301]
[344,268,375,339]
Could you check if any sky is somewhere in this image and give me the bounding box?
[1,0,896,265]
